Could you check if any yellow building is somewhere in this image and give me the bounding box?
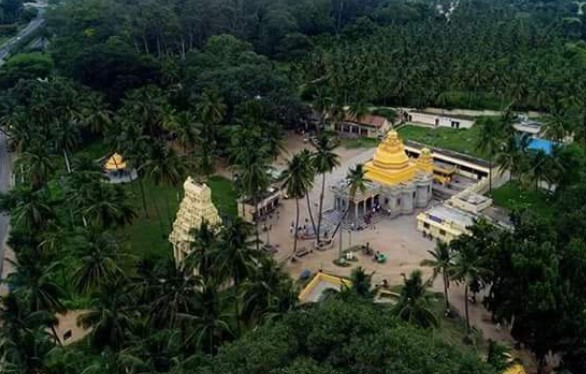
[169,177,222,263]
[332,130,434,220]
[298,272,352,303]
[104,153,127,171]
[416,205,476,243]
[433,162,458,185]
[503,364,526,374]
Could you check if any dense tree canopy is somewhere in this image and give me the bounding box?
[197,299,496,374]
[3,0,586,373]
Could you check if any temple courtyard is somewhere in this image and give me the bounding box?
[257,132,515,346]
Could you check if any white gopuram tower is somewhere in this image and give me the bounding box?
[169,177,222,263]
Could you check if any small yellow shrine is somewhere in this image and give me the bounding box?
[104,153,127,171]
[332,130,434,220]
[169,177,222,263]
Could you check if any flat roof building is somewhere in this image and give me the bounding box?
[406,110,475,129]
[417,205,478,243]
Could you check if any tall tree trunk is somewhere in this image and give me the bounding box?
[63,149,71,174]
[488,155,493,193]
[233,278,240,337]
[443,272,450,312]
[305,193,317,239]
[293,198,300,255]
[464,285,470,336]
[254,195,260,251]
[331,201,350,239]
[151,191,166,238]
[138,178,149,218]
[316,173,326,242]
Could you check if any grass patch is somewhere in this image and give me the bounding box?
[119,175,238,261]
[382,287,486,352]
[119,180,180,261]
[398,125,485,159]
[339,137,379,149]
[207,175,238,218]
[75,140,112,160]
[490,181,553,218]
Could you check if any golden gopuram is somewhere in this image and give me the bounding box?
[331,130,434,221]
[169,177,222,263]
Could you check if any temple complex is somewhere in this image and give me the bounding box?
[332,130,434,220]
[169,177,222,263]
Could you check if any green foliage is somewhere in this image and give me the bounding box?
[370,107,398,123]
[0,0,22,24]
[491,181,553,218]
[202,299,496,374]
[398,125,485,159]
[0,52,54,88]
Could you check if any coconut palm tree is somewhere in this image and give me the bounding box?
[171,111,199,153]
[525,150,551,190]
[78,278,135,351]
[51,119,81,174]
[0,326,57,374]
[19,145,55,190]
[140,140,188,229]
[141,141,188,188]
[80,182,137,229]
[73,229,126,294]
[476,116,505,193]
[184,220,220,280]
[421,241,453,313]
[121,85,174,138]
[182,277,232,355]
[215,217,257,335]
[450,242,491,336]
[331,163,370,239]
[543,104,573,142]
[241,257,297,326]
[197,90,226,129]
[349,266,374,299]
[0,187,55,231]
[391,270,438,329]
[230,126,271,250]
[148,260,200,329]
[281,152,315,256]
[312,133,340,241]
[0,293,58,364]
[495,133,530,180]
[7,250,66,315]
[81,91,113,135]
[312,88,333,133]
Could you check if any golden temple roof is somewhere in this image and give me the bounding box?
[104,153,127,171]
[503,364,526,374]
[364,130,432,186]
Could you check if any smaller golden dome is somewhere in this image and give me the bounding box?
[371,130,410,170]
[416,148,434,173]
[104,153,127,171]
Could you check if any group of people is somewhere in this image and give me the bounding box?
[290,218,314,237]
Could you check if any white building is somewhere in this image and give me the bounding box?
[513,115,543,138]
[406,110,475,129]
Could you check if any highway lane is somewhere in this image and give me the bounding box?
[0,133,12,278]
[0,5,46,278]
[0,7,46,63]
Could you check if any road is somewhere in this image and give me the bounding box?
[0,134,12,279]
[0,6,46,64]
[0,5,45,278]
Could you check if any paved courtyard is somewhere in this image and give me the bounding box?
[263,133,517,352]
